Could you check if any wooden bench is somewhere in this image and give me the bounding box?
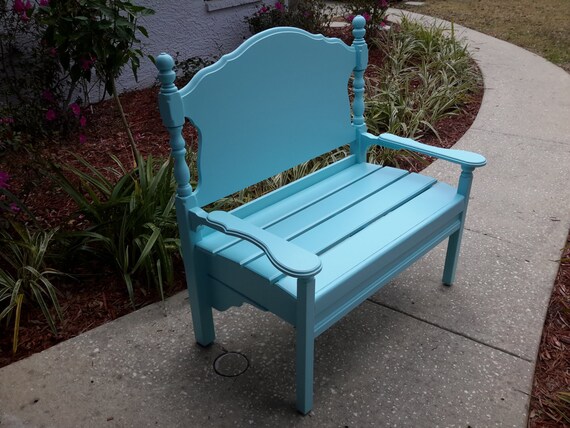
[155,16,486,414]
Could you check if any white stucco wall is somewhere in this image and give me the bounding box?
[1,0,262,103]
[115,0,262,92]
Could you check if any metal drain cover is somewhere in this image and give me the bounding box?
[213,352,249,377]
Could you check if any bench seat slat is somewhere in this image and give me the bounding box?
[212,166,411,264]
[218,172,436,272]
[275,182,463,297]
[198,160,379,253]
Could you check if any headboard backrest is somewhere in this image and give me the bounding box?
[158,24,365,207]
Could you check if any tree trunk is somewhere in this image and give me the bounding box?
[111,76,138,166]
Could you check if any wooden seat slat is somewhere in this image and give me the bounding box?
[210,166,411,265]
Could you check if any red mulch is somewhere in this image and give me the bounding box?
[529,236,570,427]
[0,37,566,426]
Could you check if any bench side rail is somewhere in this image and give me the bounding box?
[179,28,357,207]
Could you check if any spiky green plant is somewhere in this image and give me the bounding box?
[364,16,480,166]
[0,224,64,353]
[54,150,179,305]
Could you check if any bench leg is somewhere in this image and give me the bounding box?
[188,287,215,347]
[186,250,216,347]
[442,228,463,286]
[296,277,316,415]
[443,165,475,286]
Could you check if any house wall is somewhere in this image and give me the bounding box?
[1,0,262,106]
[115,0,262,92]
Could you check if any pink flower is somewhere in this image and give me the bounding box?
[79,115,87,127]
[0,117,14,124]
[380,21,386,28]
[80,57,94,71]
[39,0,49,6]
[45,109,57,121]
[259,6,268,13]
[13,0,27,13]
[379,0,388,7]
[9,203,21,213]
[362,12,371,22]
[274,1,284,11]
[48,47,57,57]
[13,0,32,21]
[69,103,81,117]
[79,134,86,144]
[41,89,55,102]
[345,14,355,23]
[0,171,10,189]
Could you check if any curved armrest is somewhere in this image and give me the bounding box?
[191,209,322,278]
[363,132,487,168]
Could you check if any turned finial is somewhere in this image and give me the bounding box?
[352,15,366,41]
[156,53,177,93]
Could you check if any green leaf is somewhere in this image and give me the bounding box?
[131,225,161,273]
[137,26,149,38]
[12,294,24,354]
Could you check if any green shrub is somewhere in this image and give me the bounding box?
[0,0,153,147]
[0,1,71,139]
[54,150,180,305]
[343,0,390,40]
[0,223,64,353]
[173,54,216,86]
[245,0,333,34]
[365,17,480,142]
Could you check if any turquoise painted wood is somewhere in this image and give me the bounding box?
[155,15,486,414]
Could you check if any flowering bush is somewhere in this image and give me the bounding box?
[245,0,333,35]
[0,0,153,145]
[344,0,391,38]
[0,169,36,229]
[0,0,70,139]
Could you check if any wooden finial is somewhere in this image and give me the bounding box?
[352,15,366,41]
[156,53,177,94]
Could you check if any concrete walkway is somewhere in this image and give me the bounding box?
[1,12,569,428]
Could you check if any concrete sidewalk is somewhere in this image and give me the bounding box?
[1,12,569,428]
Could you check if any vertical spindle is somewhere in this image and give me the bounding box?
[351,16,369,162]
[156,53,192,198]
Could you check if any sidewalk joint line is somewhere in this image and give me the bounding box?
[365,299,534,363]
[463,227,532,250]
[464,227,510,243]
[470,126,570,146]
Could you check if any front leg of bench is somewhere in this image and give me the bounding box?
[442,165,476,286]
[189,208,320,412]
[296,276,316,414]
[176,202,216,347]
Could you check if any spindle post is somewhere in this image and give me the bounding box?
[351,16,369,163]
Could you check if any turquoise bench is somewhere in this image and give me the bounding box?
[155,16,486,414]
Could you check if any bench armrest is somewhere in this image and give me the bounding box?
[364,132,487,168]
[190,209,322,279]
